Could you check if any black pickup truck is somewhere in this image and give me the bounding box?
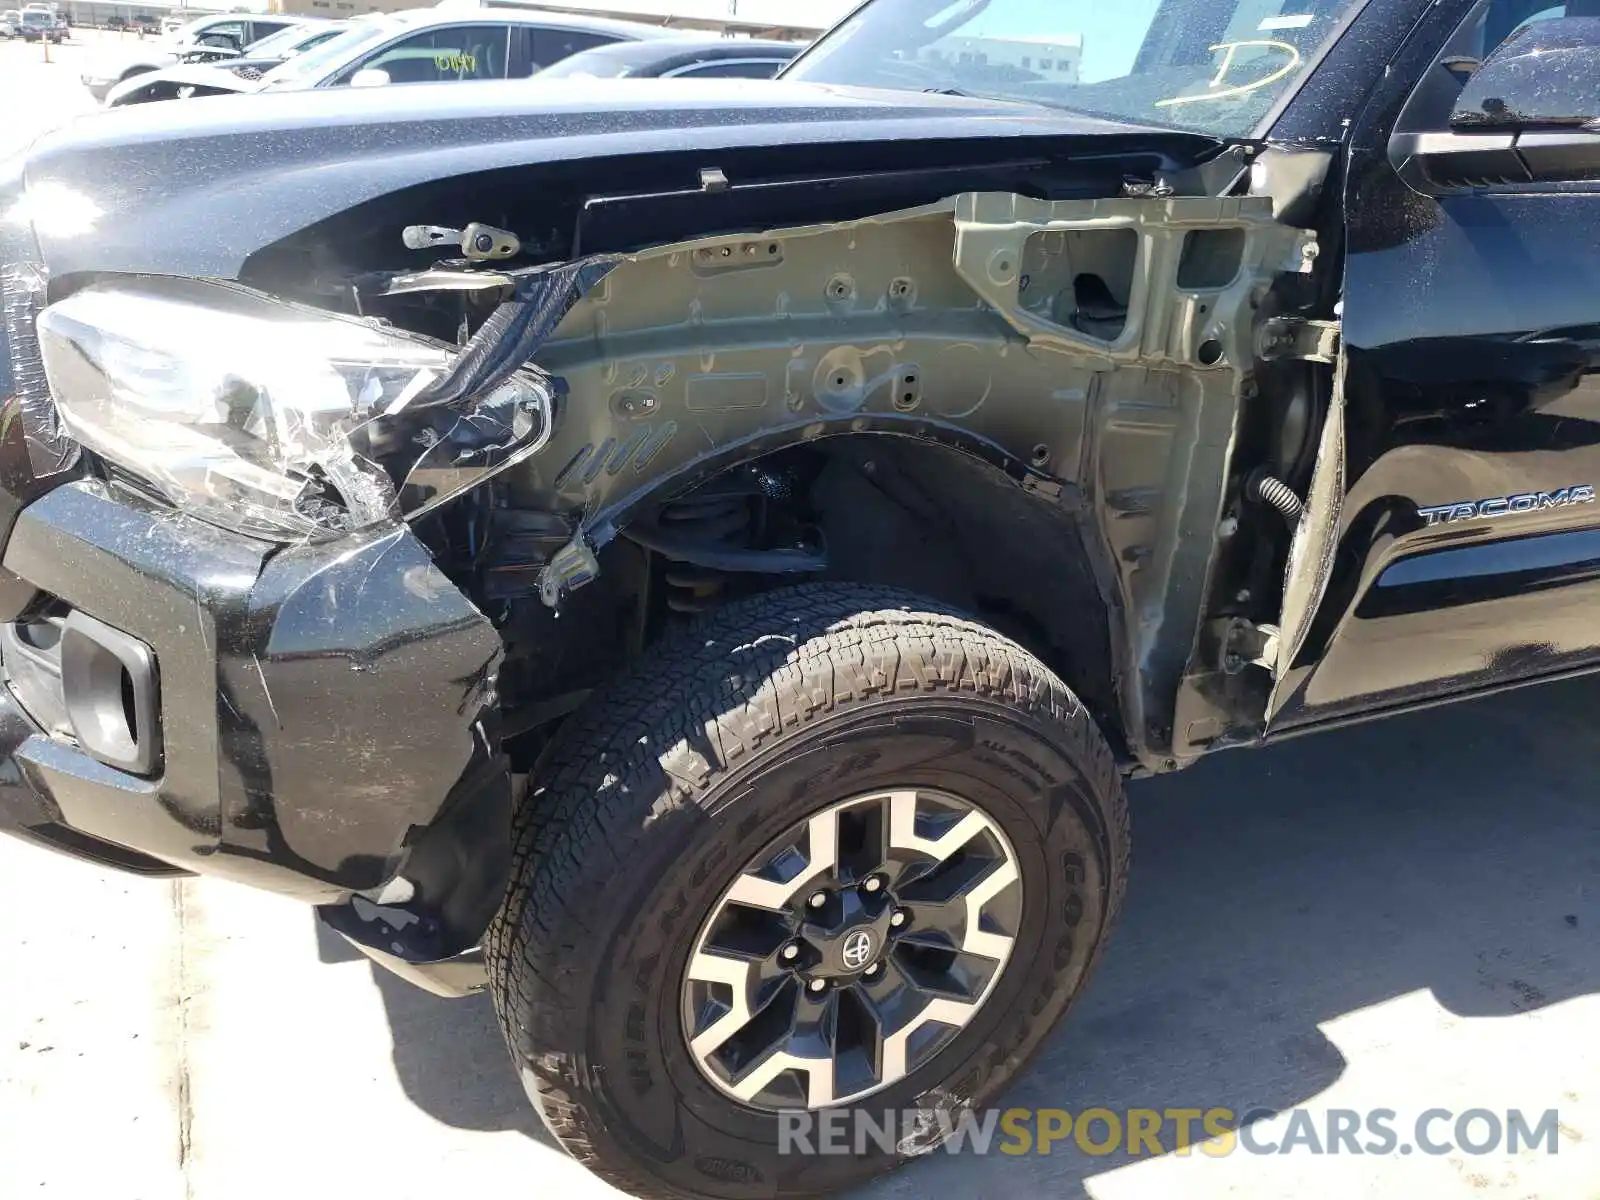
[1,0,1596,1195]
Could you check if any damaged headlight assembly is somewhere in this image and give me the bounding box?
[35,276,555,541]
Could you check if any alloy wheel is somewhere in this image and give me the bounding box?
[681,788,1023,1110]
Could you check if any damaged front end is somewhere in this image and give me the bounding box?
[1,172,1323,994]
[0,199,537,991]
[354,189,1319,771]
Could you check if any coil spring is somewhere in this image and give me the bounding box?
[658,492,752,613]
[1251,472,1304,525]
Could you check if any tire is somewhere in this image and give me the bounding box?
[487,583,1129,1200]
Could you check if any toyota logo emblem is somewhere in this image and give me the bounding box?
[841,928,877,970]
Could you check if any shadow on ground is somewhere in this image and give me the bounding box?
[367,675,1600,1196]
[311,894,556,1145]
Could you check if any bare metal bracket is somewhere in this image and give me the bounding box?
[1259,316,1341,364]
[1218,618,1281,675]
[540,534,601,608]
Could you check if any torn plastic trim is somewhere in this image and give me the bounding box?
[401,257,619,414]
[1267,331,1347,710]
[397,379,557,521]
[390,258,622,518]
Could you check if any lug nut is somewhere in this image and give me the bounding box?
[863,876,884,894]
[781,943,800,961]
[863,961,883,978]
[889,909,906,928]
[808,891,828,909]
[808,978,828,993]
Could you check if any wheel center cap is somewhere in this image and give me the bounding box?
[840,927,877,970]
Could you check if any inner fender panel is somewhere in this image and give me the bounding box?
[506,192,1314,766]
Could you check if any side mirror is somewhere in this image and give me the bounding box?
[1451,17,1600,129]
[349,67,392,88]
[1391,17,1600,194]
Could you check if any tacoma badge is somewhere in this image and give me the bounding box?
[1417,485,1597,526]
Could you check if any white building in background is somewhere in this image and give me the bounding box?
[925,33,1083,82]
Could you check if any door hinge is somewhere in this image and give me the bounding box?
[1259,317,1341,364]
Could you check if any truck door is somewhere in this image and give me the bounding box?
[1268,0,1600,730]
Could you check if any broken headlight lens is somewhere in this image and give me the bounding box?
[36,277,537,541]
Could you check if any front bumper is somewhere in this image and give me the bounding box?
[0,479,512,980]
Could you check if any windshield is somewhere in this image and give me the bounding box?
[243,23,334,59]
[781,0,1365,138]
[260,20,396,85]
[21,9,49,24]
[171,14,229,44]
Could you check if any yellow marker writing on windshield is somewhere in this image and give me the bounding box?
[1154,39,1301,107]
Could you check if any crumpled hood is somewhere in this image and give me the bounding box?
[19,78,1222,279]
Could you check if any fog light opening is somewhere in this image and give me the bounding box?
[119,666,137,745]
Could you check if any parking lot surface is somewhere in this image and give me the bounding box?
[0,33,1597,1200]
[1,31,106,159]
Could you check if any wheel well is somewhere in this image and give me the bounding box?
[799,438,1125,755]
[485,437,1128,766]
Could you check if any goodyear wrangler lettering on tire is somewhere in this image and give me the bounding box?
[485,584,1130,1200]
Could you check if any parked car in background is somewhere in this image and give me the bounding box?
[0,10,18,37]
[105,7,680,104]
[80,12,301,99]
[199,18,352,81]
[17,7,59,41]
[536,35,803,80]
[104,19,355,104]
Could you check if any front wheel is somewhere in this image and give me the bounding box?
[487,584,1129,1199]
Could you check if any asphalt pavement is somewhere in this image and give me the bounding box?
[0,34,1597,1200]
[0,31,106,160]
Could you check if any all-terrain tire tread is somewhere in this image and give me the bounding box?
[485,582,1128,1200]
